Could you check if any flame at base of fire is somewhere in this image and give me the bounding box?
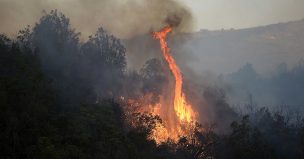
[150,122,169,143]
[146,101,197,144]
[121,93,197,144]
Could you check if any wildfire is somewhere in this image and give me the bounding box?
[121,26,198,144]
[151,26,197,143]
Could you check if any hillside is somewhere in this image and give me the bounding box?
[124,19,304,75]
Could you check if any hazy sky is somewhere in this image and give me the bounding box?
[0,0,303,38]
[186,0,304,30]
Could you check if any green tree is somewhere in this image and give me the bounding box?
[31,10,88,107]
[81,27,126,99]
[226,116,275,159]
[0,35,56,158]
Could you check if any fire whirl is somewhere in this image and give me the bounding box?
[151,26,197,143]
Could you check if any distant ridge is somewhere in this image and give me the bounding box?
[123,19,304,74]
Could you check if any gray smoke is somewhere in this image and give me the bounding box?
[0,0,193,39]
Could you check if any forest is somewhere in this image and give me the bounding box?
[1,10,304,159]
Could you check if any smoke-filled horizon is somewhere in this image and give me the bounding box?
[1,0,303,76]
[2,1,304,158]
[1,0,304,110]
[1,0,304,39]
[0,0,194,39]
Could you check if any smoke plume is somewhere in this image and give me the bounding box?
[0,0,193,39]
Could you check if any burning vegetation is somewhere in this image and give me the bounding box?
[112,1,202,144]
[1,2,304,158]
[119,22,201,144]
[149,25,197,143]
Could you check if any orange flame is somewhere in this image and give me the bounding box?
[153,26,196,123]
[151,26,197,143]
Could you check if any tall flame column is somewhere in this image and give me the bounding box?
[153,26,196,124]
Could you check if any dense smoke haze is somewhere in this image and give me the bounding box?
[1,0,303,123]
[1,0,304,129]
[1,0,303,75]
[1,1,304,158]
[2,0,304,37]
[0,0,193,39]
